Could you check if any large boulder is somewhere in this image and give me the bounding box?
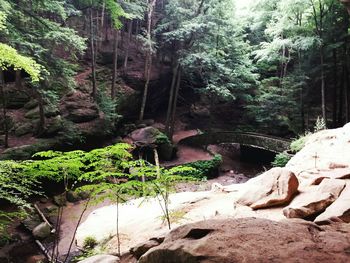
[129,127,174,161]
[60,91,100,123]
[137,218,350,263]
[236,167,299,209]
[78,255,120,263]
[315,181,350,223]
[283,178,346,219]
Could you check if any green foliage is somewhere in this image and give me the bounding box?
[272,152,291,167]
[290,132,311,153]
[314,116,327,132]
[0,160,40,239]
[180,154,222,179]
[83,236,98,249]
[0,43,43,82]
[155,132,171,145]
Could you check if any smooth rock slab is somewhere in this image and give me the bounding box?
[236,167,299,209]
[283,178,346,219]
[137,218,350,263]
[315,181,350,223]
[78,255,120,263]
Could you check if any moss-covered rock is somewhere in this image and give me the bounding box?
[14,122,33,137]
[0,139,57,160]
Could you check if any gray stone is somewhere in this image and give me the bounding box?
[32,222,51,239]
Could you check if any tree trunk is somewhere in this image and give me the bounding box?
[90,6,97,100]
[15,70,22,89]
[0,70,8,148]
[111,30,119,99]
[37,91,45,135]
[165,63,179,135]
[169,68,182,138]
[139,0,157,121]
[320,44,326,123]
[123,20,133,72]
[332,49,338,127]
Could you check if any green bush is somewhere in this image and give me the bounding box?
[83,236,98,249]
[180,154,222,178]
[272,153,291,167]
[290,131,312,153]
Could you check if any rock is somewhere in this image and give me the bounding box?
[138,218,350,263]
[22,215,42,231]
[0,139,57,160]
[15,122,33,137]
[130,127,161,145]
[286,124,350,175]
[43,116,63,136]
[67,108,99,123]
[32,222,51,239]
[24,100,38,110]
[78,255,120,263]
[66,190,81,203]
[283,178,346,219]
[53,193,67,207]
[308,168,350,185]
[129,127,174,161]
[130,237,164,260]
[6,90,30,109]
[236,167,299,209]
[190,104,210,118]
[315,181,350,223]
[61,91,100,123]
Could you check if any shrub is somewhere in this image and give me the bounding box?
[83,236,98,249]
[272,153,291,167]
[290,132,311,153]
[180,154,222,178]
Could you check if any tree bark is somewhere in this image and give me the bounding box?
[320,44,326,123]
[169,68,182,138]
[123,20,133,72]
[111,30,119,99]
[90,6,97,100]
[139,0,157,121]
[332,49,338,127]
[0,70,8,148]
[165,63,179,135]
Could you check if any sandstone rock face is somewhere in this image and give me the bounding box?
[137,218,350,263]
[283,179,346,219]
[286,123,350,175]
[60,91,99,123]
[315,181,350,223]
[129,237,164,260]
[78,255,120,263]
[236,167,299,209]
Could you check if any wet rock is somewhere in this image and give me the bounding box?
[67,108,99,123]
[138,218,350,263]
[236,167,299,209]
[32,222,51,239]
[283,178,346,219]
[78,255,120,263]
[315,181,350,223]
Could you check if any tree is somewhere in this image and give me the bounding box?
[139,0,157,121]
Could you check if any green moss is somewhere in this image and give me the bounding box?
[290,132,311,153]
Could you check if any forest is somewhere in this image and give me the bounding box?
[1,0,350,262]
